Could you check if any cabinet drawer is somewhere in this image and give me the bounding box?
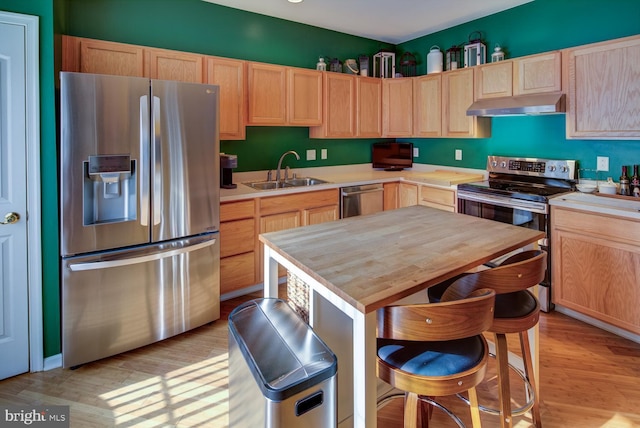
[220,218,255,258]
[419,186,456,207]
[221,252,256,294]
[552,207,640,245]
[221,199,255,222]
[260,189,338,216]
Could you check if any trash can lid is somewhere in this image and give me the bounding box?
[229,298,337,401]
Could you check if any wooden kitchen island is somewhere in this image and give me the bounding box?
[260,205,545,428]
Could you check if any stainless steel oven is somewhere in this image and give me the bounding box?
[457,156,577,312]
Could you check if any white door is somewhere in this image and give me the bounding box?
[0,14,32,379]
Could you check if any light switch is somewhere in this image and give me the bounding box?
[455,149,463,161]
[321,148,327,160]
[413,147,419,157]
[306,149,316,161]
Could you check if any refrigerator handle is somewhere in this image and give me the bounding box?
[140,95,150,226]
[152,96,162,226]
[68,238,216,272]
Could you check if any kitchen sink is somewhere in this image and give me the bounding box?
[284,177,329,187]
[243,177,329,190]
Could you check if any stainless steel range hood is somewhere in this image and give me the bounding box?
[467,92,565,117]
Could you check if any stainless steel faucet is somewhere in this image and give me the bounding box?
[275,150,300,182]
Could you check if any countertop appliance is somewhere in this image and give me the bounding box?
[341,184,384,218]
[60,72,220,368]
[372,142,413,171]
[220,153,238,189]
[457,156,577,312]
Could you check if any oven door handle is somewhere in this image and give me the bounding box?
[457,191,548,214]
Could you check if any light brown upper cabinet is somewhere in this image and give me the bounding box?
[475,60,514,99]
[356,76,383,138]
[247,62,322,126]
[62,36,145,77]
[206,57,246,140]
[383,77,414,137]
[442,68,491,138]
[413,73,442,137]
[247,62,287,125]
[146,48,205,83]
[514,51,561,95]
[309,73,356,138]
[565,35,640,139]
[288,68,323,126]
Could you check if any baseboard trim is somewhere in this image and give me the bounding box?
[555,305,640,344]
[43,354,62,371]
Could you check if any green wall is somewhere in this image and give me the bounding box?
[397,0,640,175]
[0,0,60,358]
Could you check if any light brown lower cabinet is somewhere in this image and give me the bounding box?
[551,206,640,335]
[220,200,257,295]
[259,189,339,278]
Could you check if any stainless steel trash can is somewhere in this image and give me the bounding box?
[228,298,337,427]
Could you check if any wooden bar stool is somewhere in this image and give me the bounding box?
[440,250,547,428]
[377,286,496,428]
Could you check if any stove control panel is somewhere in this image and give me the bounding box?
[487,156,576,179]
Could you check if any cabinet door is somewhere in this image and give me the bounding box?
[514,51,561,95]
[383,78,413,137]
[247,62,287,125]
[72,37,145,77]
[147,48,204,83]
[260,211,300,277]
[310,73,356,138]
[304,205,339,225]
[207,56,246,140]
[357,77,382,137]
[288,68,323,125]
[566,35,640,139]
[413,74,442,137]
[383,182,399,210]
[475,61,513,99]
[552,207,640,334]
[443,68,491,138]
[398,182,418,207]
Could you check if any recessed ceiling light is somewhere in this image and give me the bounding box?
[288,0,303,3]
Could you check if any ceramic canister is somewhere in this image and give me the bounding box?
[427,46,443,74]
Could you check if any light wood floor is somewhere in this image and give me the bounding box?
[1,290,639,427]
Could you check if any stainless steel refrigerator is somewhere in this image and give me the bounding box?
[59,72,220,368]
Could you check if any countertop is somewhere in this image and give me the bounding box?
[260,205,544,313]
[220,163,486,202]
[549,192,640,220]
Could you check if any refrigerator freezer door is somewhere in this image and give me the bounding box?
[151,80,220,243]
[60,72,151,256]
[61,234,220,368]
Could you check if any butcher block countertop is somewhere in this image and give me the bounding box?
[260,205,544,313]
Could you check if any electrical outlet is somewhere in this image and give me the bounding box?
[306,149,316,161]
[321,148,327,160]
[413,147,419,157]
[596,156,609,171]
[455,149,463,161]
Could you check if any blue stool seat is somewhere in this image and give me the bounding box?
[378,336,486,377]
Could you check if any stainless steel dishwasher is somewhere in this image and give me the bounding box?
[340,183,384,218]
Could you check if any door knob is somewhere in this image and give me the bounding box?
[1,212,20,225]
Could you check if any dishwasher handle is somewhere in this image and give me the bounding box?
[341,185,384,197]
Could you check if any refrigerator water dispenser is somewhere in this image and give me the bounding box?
[83,155,136,225]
